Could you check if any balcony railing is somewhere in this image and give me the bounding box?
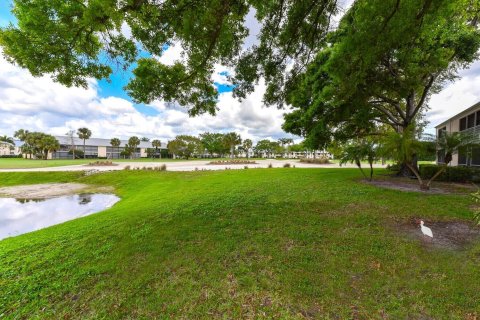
[459,126,480,144]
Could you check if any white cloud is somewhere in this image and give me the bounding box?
[425,60,480,132]
[0,49,294,144]
[1,41,478,145]
[157,42,185,66]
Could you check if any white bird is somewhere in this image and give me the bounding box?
[420,220,433,238]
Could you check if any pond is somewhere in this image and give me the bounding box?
[0,194,120,240]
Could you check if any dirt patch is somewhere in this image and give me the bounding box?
[0,183,114,199]
[396,218,480,250]
[365,178,475,194]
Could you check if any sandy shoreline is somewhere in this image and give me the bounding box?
[0,183,114,199]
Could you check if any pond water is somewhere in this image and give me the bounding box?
[0,194,120,240]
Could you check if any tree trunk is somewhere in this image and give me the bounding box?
[83,140,86,159]
[404,161,428,189]
[369,161,373,181]
[356,160,368,180]
[426,165,447,188]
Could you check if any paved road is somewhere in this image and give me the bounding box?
[0,159,387,172]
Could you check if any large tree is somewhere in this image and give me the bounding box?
[16,131,59,159]
[77,127,92,159]
[199,132,229,157]
[0,0,338,115]
[167,135,203,159]
[241,139,253,159]
[284,0,480,148]
[254,139,281,158]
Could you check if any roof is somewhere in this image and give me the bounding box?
[0,141,14,147]
[435,101,480,128]
[54,136,166,149]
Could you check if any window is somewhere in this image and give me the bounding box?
[471,147,480,166]
[458,146,468,165]
[476,111,480,126]
[460,117,467,131]
[438,127,446,138]
[467,113,475,128]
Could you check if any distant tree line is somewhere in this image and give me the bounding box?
[9,127,311,160]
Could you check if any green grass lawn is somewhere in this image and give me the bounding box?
[0,157,283,169]
[0,169,479,318]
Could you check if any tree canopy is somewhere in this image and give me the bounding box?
[13,130,59,159]
[284,0,480,148]
[167,135,203,159]
[199,132,229,156]
[0,0,338,115]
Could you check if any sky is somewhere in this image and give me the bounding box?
[0,1,479,143]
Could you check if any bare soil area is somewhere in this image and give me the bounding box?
[396,218,480,250]
[0,183,114,199]
[365,176,475,194]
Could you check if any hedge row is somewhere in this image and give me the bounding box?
[419,164,480,183]
[0,155,22,158]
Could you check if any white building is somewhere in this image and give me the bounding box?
[49,136,167,159]
[435,101,480,166]
[0,141,15,156]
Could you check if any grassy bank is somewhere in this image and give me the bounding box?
[0,158,288,169]
[0,169,478,318]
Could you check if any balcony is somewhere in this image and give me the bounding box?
[459,126,480,144]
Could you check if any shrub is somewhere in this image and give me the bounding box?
[299,157,330,164]
[209,160,257,165]
[160,164,167,171]
[0,154,22,158]
[244,166,249,169]
[283,163,291,168]
[386,163,401,172]
[419,164,480,183]
[268,163,273,168]
[88,161,116,166]
[124,165,131,170]
[68,149,84,159]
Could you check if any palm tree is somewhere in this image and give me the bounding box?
[141,137,150,142]
[77,127,92,159]
[379,127,425,185]
[128,136,141,159]
[14,129,29,141]
[223,132,242,159]
[425,131,472,188]
[0,135,15,145]
[15,129,32,158]
[152,139,162,158]
[380,127,469,190]
[110,138,121,159]
[278,138,294,157]
[340,140,377,181]
[242,139,253,159]
[40,135,60,160]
